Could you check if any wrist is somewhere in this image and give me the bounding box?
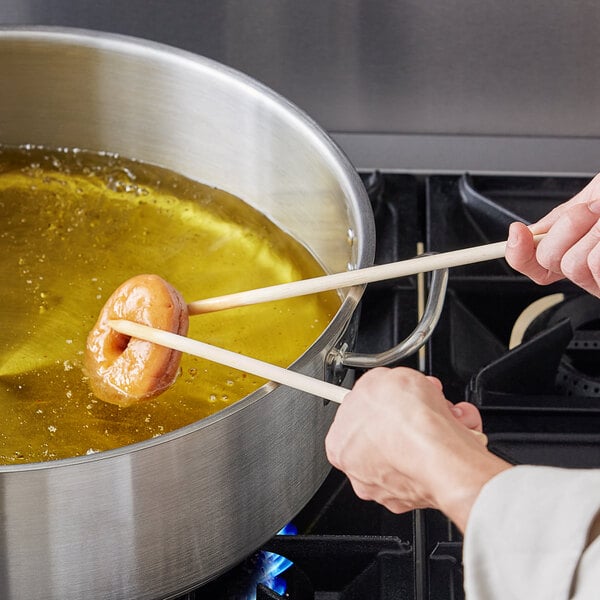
[435,450,512,533]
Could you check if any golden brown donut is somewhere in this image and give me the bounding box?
[84,274,189,407]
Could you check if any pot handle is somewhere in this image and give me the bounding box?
[327,264,449,374]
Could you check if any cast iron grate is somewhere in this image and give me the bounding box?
[175,172,600,600]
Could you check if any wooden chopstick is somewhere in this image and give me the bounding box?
[107,319,492,445]
[108,319,348,404]
[187,234,545,315]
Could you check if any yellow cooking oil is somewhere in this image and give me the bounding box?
[0,146,341,464]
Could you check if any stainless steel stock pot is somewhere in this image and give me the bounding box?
[0,28,446,599]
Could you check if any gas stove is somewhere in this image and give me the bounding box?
[179,171,600,600]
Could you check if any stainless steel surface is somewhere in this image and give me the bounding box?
[0,28,375,599]
[332,133,600,177]
[2,0,600,173]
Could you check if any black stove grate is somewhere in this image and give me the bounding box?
[178,172,600,600]
[182,469,418,600]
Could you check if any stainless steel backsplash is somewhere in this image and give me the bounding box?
[2,0,599,172]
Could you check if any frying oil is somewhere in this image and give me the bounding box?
[0,146,340,464]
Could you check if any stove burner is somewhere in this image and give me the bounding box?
[185,525,296,600]
[467,293,600,403]
[509,294,600,398]
[255,523,297,598]
[507,293,600,397]
[547,295,600,398]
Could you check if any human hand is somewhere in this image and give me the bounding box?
[325,367,511,532]
[505,174,600,297]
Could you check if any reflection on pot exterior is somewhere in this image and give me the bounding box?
[0,28,374,599]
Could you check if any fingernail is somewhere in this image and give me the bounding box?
[471,431,489,446]
[506,223,520,248]
[450,405,463,417]
[589,199,600,214]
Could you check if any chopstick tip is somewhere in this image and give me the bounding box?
[107,319,129,333]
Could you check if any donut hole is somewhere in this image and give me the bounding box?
[112,332,132,355]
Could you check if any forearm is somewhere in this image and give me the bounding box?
[366,425,513,530]
[433,449,512,533]
[399,409,512,533]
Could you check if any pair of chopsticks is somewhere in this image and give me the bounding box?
[111,235,543,403]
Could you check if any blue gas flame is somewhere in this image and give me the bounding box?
[252,523,297,599]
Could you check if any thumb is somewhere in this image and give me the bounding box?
[449,401,483,432]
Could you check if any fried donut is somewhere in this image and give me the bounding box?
[84,274,189,407]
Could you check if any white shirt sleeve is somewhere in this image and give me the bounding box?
[463,465,600,600]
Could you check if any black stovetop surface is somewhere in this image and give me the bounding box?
[182,172,600,600]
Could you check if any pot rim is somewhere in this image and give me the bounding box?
[0,26,376,473]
